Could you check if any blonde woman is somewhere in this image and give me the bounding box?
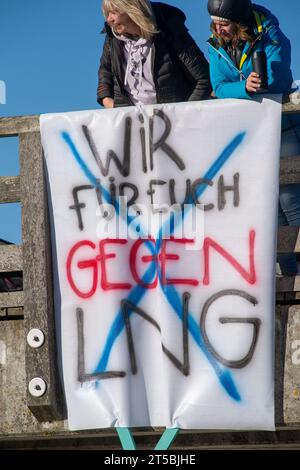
[97,0,212,108]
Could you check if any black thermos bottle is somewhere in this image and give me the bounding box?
[252,50,268,92]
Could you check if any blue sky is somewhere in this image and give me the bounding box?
[0,0,299,244]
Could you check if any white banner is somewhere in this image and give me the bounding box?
[41,98,281,431]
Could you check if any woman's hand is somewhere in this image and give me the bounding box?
[246,72,262,93]
[103,97,114,108]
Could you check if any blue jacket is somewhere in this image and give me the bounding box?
[208,4,293,99]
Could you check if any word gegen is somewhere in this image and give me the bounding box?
[66,230,256,299]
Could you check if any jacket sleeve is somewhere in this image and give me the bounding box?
[263,25,293,95]
[167,22,212,101]
[97,36,114,106]
[208,47,251,100]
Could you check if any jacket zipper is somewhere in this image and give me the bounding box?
[208,42,246,81]
[151,41,158,102]
[112,39,135,106]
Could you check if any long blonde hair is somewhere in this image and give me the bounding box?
[102,0,158,39]
[211,21,255,48]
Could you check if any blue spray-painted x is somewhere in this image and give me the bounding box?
[61,126,246,402]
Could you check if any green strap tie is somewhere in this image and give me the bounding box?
[116,427,180,451]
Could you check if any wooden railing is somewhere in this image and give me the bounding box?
[0,94,300,447]
[0,123,63,423]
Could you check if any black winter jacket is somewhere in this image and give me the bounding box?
[97,2,212,107]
